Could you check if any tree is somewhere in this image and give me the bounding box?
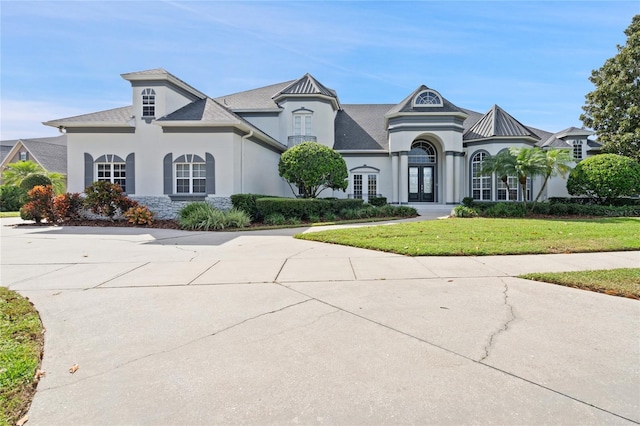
[580,15,640,162]
[567,154,640,204]
[1,160,66,194]
[480,150,517,200]
[532,148,574,203]
[278,142,348,198]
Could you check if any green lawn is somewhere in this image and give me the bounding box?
[0,212,20,218]
[295,217,640,256]
[520,268,640,299]
[0,287,44,426]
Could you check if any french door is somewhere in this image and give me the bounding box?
[408,166,434,202]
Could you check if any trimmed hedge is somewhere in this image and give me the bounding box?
[464,201,640,218]
[255,197,364,220]
[230,194,279,220]
[0,185,27,212]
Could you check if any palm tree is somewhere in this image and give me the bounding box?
[1,160,66,194]
[532,148,574,204]
[509,147,547,211]
[480,150,517,200]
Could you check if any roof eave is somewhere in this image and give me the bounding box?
[121,71,207,99]
[43,120,133,128]
[272,93,341,110]
[385,111,469,120]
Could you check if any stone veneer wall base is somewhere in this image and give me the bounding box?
[129,196,233,220]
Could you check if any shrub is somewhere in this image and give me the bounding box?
[224,208,251,228]
[230,194,277,220]
[52,192,83,221]
[483,203,525,218]
[0,185,27,212]
[84,181,133,219]
[567,154,640,204]
[264,213,286,226]
[323,212,336,221]
[287,217,302,225]
[368,196,387,207]
[20,185,55,223]
[124,205,155,226]
[178,202,226,230]
[394,206,418,217]
[308,214,321,223]
[461,197,475,208]
[19,174,52,192]
[255,197,364,221]
[452,205,478,218]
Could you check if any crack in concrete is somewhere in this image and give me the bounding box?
[39,298,313,392]
[479,278,516,362]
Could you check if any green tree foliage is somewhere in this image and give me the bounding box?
[567,154,640,203]
[1,160,66,194]
[580,15,640,162]
[533,148,574,203]
[480,150,518,200]
[278,142,348,198]
[19,174,52,192]
[0,185,27,212]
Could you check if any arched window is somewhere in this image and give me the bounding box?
[95,154,127,192]
[142,88,156,117]
[414,90,443,107]
[471,151,491,201]
[174,154,206,194]
[409,141,437,164]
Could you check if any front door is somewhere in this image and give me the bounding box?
[408,166,434,202]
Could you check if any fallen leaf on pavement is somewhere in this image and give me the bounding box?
[16,414,29,425]
[69,364,79,374]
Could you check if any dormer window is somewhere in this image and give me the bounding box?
[142,88,156,117]
[414,90,443,107]
[293,109,312,136]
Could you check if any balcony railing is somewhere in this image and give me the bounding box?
[287,135,317,147]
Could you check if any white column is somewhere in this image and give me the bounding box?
[445,152,455,204]
[454,153,464,203]
[399,151,408,204]
[391,153,399,204]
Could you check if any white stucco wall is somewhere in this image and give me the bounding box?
[277,98,336,148]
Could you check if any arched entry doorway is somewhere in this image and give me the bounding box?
[408,140,437,202]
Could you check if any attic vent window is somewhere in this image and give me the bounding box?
[142,88,156,117]
[414,90,443,107]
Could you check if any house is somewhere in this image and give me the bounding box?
[43,68,598,219]
[0,135,67,183]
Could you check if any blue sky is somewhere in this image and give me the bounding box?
[1,1,638,140]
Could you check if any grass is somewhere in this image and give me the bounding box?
[0,212,20,218]
[520,268,640,299]
[295,217,640,256]
[0,287,44,426]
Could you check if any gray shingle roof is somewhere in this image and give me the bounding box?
[45,106,134,126]
[19,136,67,174]
[334,105,394,151]
[0,140,18,163]
[215,81,293,110]
[157,98,244,123]
[463,105,540,141]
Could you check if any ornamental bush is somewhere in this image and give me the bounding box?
[53,192,83,221]
[567,154,640,204]
[20,185,55,223]
[83,181,135,219]
[278,142,348,198]
[0,185,27,212]
[124,205,155,226]
[19,174,52,192]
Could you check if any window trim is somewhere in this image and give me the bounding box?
[471,151,492,201]
[142,88,156,117]
[173,154,206,195]
[94,154,127,193]
[413,90,443,107]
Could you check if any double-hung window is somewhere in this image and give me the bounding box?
[142,88,156,117]
[95,154,126,192]
[175,155,206,194]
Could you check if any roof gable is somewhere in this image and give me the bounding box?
[273,73,340,110]
[386,85,466,116]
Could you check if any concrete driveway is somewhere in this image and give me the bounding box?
[1,218,639,425]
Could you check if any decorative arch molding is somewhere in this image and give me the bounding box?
[350,165,380,173]
[95,154,125,163]
[409,140,437,164]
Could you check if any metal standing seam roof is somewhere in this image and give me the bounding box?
[276,73,337,98]
[463,105,540,141]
